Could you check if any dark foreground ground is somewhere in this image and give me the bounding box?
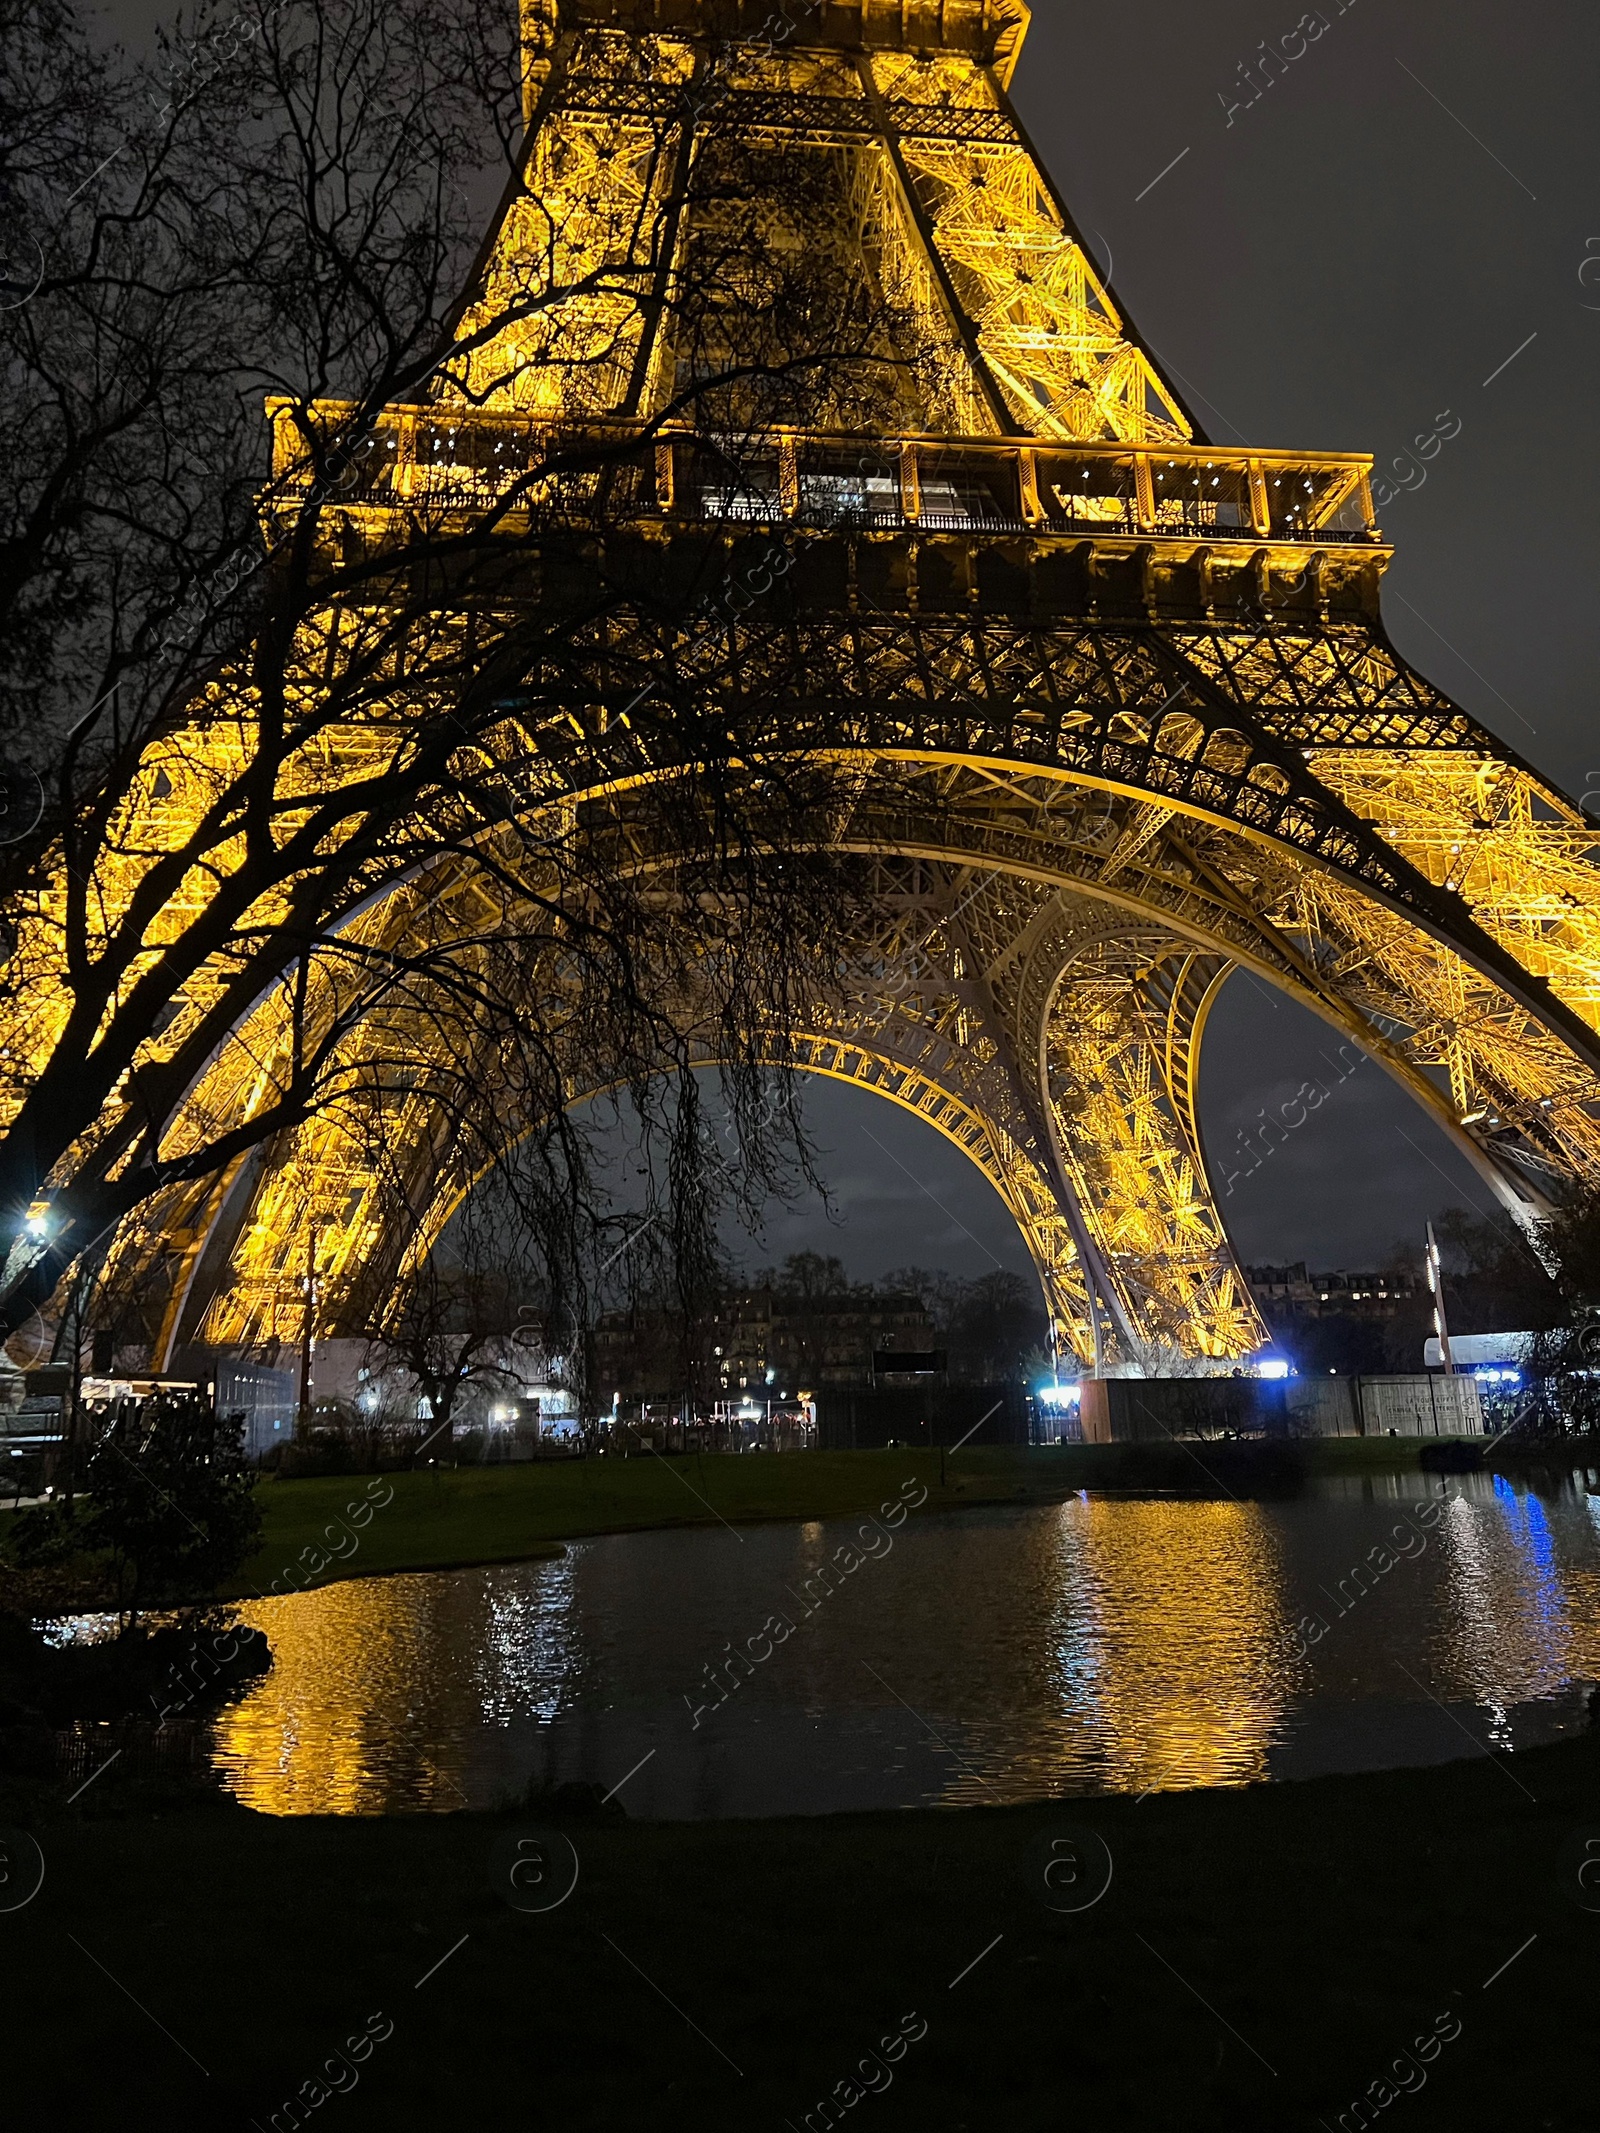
[4,1723,1598,2132]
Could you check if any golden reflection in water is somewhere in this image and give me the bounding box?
[217,1575,484,1815]
[1038,1496,1292,1797]
[203,1486,1600,1819]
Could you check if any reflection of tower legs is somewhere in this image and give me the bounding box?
[1055,1498,1291,1793]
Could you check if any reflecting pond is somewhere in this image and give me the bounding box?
[205,1470,1600,1817]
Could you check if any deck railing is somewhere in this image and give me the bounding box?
[267,402,1383,546]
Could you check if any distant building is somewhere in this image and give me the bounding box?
[589,1288,937,1409]
[706,1289,936,1400]
[1245,1263,1424,1321]
[1244,1261,1431,1377]
[587,1306,685,1408]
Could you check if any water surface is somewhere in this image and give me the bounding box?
[208,1470,1600,1816]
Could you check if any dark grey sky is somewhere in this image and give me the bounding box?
[1016,0,1600,805]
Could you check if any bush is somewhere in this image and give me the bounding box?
[10,1396,262,1609]
[259,1413,434,1476]
[263,1429,357,1478]
[8,1496,86,1569]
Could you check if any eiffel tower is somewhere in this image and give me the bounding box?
[127,0,1600,1373]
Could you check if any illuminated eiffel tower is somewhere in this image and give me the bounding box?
[127,0,1600,1371]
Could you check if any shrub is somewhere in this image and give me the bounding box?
[10,1396,264,1609]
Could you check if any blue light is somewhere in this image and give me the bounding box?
[1037,1382,1081,1408]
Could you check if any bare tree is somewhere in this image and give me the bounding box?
[351,1271,525,1456]
[343,1146,572,1449]
[0,0,899,1350]
[1542,1183,1600,1311]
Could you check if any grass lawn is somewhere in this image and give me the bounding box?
[4,1722,1596,2130]
[221,1436,1441,1598]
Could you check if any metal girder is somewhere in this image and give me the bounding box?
[1038,933,1261,1359]
[522,596,1600,1079]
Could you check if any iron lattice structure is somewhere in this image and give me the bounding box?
[28,0,1600,1369]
